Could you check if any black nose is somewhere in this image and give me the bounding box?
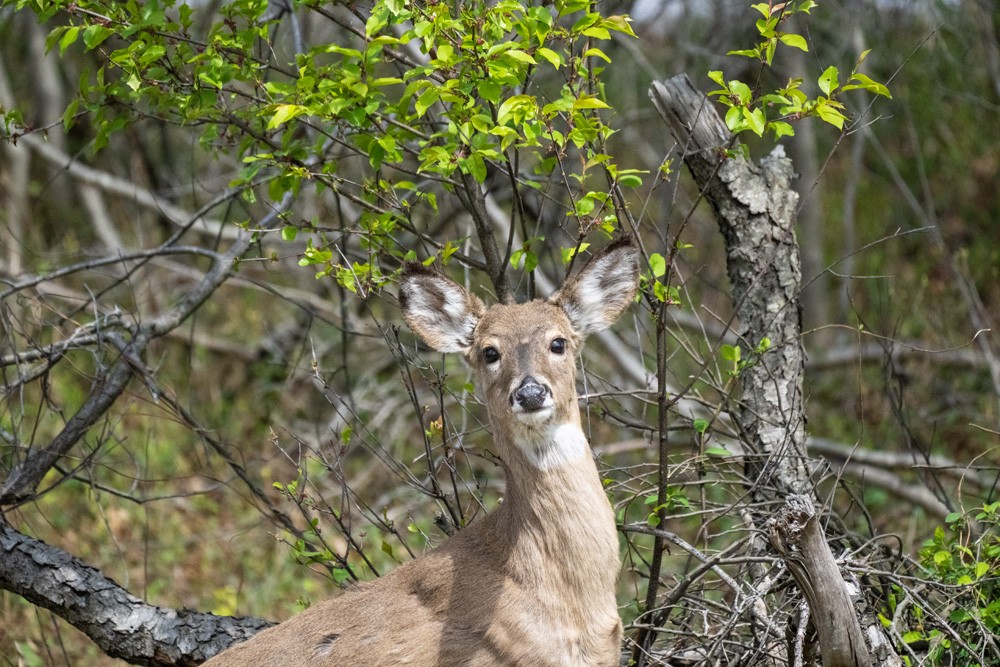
[512,376,550,411]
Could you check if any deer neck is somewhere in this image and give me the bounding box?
[489,420,619,597]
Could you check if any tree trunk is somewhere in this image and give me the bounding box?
[766,495,871,667]
[649,74,901,667]
[649,75,809,498]
[0,521,274,666]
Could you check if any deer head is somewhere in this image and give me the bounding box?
[400,237,640,471]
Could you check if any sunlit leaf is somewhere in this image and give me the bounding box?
[779,33,808,52]
[573,95,610,110]
[818,65,839,96]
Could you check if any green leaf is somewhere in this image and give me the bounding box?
[478,81,501,104]
[769,121,795,139]
[557,0,590,15]
[815,100,846,130]
[755,16,778,38]
[83,25,115,51]
[511,242,540,272]
[764,38,777,66]
[705,446,733,457]
[535,47,562,69]
[617,173,642,188]
[602,15,636,37]
[573,95,610,110]
[414,87,438,116]
[496,94,535,125]
[648,253,666,278]
[581,25,610,40]
[818,66,839,96]
[724,105,744,132]
[462,153,487,184]
[693,418,709,434]
[721,344,742,363]
[582,47,611,63]
[505,49,536,64]
[325,45,363,60]
[842,72,892,98]
[779,33,808,52]
[729,80,752,105]
[744,107,766,136]
[561,243,589,264]
[652,281,667,303]
[62,98,80,131]
[59,26,80,56]
[267,104,306,130]
[856,49,872,67]
[281,226,298,242]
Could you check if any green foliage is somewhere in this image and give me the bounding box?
[890,504,1000,665]
[24,0,642,290]
[707,1,890,140]
[720,337,771,377]
[643,486,690,527]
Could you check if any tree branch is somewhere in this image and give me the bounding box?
[0,192,291,506]
[0,520,273,666]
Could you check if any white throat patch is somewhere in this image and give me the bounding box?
[514,423,589,470]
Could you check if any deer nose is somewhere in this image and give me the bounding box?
[512,376,550,412]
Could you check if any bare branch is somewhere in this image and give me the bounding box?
[0,520,273,665]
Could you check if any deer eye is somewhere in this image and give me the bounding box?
[482,346,500,364]
[549,337,567,355]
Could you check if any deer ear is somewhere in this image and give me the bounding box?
[399,263,486,354]
[550,237,640,337]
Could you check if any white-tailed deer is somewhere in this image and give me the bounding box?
[204,238,640,666]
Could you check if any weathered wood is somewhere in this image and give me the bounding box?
[649,74,902,667]
[767,495,871,667]
[0,521,274,666]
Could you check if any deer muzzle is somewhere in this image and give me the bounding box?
[511,376,552,413]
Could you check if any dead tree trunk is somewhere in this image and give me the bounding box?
[767,495,872,667]
[650,77,810,500]
[0,520,274,665]
[649,74,900,667]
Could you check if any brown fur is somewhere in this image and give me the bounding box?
[204,241,640,666]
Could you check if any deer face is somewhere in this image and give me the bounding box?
[400,238,640,469]
[468,302,580,433]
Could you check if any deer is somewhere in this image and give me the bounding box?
[203,238,640,667]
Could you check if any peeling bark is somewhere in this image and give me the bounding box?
[649,74,902,667]
[0,521,274,665]
[650,75,809,497]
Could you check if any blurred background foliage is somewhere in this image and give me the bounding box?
[0,0,998,664]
